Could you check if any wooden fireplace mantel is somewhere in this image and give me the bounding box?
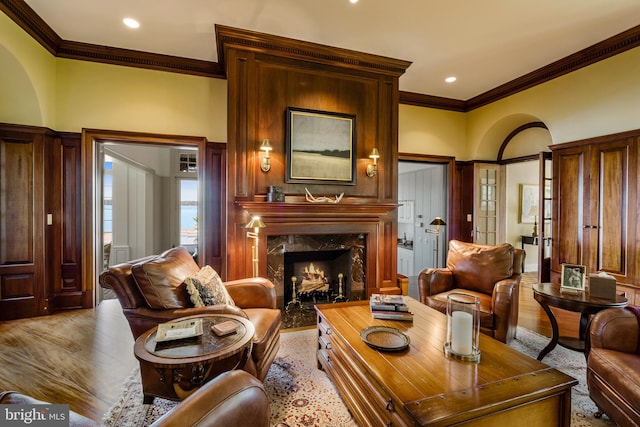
[237,201,398,221]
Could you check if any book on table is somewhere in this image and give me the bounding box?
[370,294,413,321]
[369,294,410,312]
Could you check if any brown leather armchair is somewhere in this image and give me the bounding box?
[99,246,281,382]
[586,307,640,426]
[0,370,270,427]
[418,240,524,344]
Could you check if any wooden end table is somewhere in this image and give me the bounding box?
[134,314,254,403]
[532,282,627,361]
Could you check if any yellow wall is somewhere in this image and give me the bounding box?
[3,10,640,155]
[55,60,227,141]
[398,105,466,159]
[0,12,56,127]
[467,47,640,160]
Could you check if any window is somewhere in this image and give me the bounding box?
[179,179,198,246]
[179,152,197,173]
[103,157,113,244]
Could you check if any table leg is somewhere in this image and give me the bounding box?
[579,313,589,341]
[535,299,559,361]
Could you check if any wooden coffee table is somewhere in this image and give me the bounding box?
[316,298,577,427]
[532,282,628,360]
[134,314,254,403]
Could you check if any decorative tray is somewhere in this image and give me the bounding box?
[360,326,410,351]
[155,318,203,342]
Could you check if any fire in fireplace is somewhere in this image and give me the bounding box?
[285,250,351,305]
[266,233,366,312]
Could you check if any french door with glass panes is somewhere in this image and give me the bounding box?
[474,164,504,245]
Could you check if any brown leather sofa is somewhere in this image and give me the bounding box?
[418,240,524,344]
[0,370,270,427]
[99,246,281,382]
[586,307,640,426]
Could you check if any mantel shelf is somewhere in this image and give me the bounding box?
[236,201,397,219]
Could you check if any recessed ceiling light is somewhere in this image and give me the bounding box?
[123,18,140,29]
[445,76,457,83]
[350,0,359,4]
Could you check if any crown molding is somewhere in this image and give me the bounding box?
[466,24,640,111]
[2,0,639,111]
[215,24,412,77]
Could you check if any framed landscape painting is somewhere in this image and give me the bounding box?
[285,107,356,185]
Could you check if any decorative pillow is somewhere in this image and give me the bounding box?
[184,265,235,307]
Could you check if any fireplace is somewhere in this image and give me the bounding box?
[267,234,366,312]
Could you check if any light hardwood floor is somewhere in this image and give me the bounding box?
[0,273,580,423]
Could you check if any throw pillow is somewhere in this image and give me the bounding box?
[184,265,235,307]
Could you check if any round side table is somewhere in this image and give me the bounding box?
[532,282,627,361]
[134,313,254,403]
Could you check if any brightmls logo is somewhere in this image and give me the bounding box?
[0,405,69,426]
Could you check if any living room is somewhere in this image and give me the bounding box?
[2,1,640,425]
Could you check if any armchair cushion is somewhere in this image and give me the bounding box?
[185,265,235,307]
[447,240,514,294]
[131,247,200,309]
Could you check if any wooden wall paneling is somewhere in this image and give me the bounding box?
[591,139,632,277]
[637,136,640,288]
[56,133,85,310]
[0,126,46,320]
[551,130,639,291]
[551,145,587,278]
[204,142,226,278]
[219,26,409,291]
[45,134,62,312]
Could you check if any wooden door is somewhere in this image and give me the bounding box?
[589,138,636,282]
[0,129,46,320]
[551,144,589,279]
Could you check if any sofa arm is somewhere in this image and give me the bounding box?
[152,370,269,427]
[588,308,639,355]
[491,276,520,344]
[417,268,453,303]
[224,277,277,309]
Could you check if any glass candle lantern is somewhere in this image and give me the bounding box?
[444,293,481,362]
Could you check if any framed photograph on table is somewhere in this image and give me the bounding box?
[285,107,356,185]
[561,264,586,293]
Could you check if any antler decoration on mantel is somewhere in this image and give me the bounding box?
[305,188,344,204]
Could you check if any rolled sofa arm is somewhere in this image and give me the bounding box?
[224,277,277,309]
[588,307,639,355]
[152,370,269,427]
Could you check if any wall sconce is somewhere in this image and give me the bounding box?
[245,216,266,277]
[366,148,380,177]
[260,139,272,172]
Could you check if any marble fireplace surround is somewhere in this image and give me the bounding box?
[236,201,398,304]
[267,233,366,309]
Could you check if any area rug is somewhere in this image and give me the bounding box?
[103,327,613,427]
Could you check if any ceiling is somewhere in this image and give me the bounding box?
[20,0,640,100]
